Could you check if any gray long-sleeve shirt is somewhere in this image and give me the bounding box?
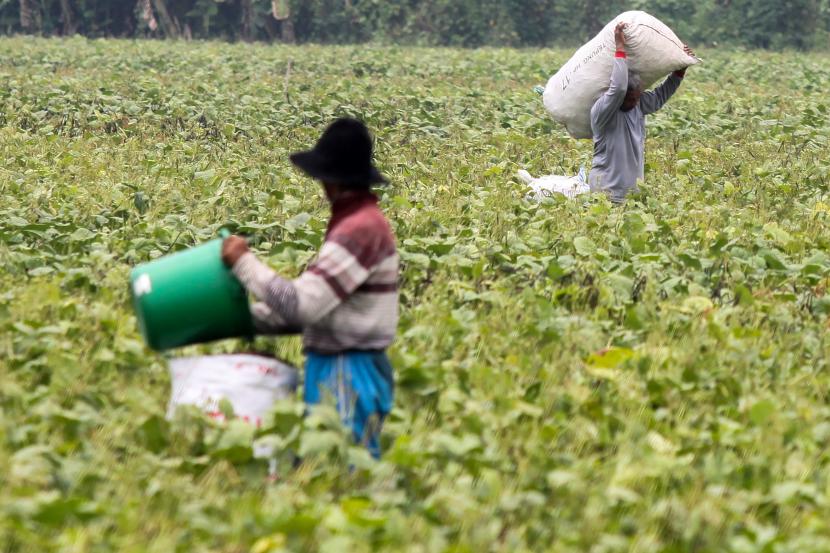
[588,56,684,202]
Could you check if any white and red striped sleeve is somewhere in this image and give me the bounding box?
[232,206,395,328]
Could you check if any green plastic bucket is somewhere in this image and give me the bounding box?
[130,231,254,351]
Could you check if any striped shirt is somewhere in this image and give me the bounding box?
[232,190,399,354]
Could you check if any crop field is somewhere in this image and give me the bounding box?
[2,37,830,552]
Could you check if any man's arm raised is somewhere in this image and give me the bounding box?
[590,22,630,132]
[640,45,695,115]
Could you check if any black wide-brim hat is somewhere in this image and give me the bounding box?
[290,117,388,187]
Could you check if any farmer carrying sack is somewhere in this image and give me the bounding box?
[543,11,699,139]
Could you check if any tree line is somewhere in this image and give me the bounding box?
[3,0,829,49]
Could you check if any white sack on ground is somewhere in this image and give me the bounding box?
[167,354,297,427]
[518,169,589,199]
[543,11,699,139]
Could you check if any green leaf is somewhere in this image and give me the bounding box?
[209,420,255,463]
[682,296,714,315]
[68,228,95,241]
[573,236,596,257]
[298,430,343,457]
[586,347,634,369]
[749,399,776,426]
[137,415,169,453]
[194,169,216,181]
[28,266,55,277]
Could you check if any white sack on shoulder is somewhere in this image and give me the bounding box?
[518,169,589,200]
[543,11,699,139]
[167,354,298,427]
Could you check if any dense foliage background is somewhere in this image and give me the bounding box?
[3,36,830,551]
[2,0,830,49]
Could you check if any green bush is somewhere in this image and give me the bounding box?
[4,37,830,552]
[0,1,828,50]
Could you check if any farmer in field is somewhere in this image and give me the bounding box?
[221,118,398,458]
[589,22,694,203]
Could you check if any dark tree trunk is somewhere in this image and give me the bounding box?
[240,0,253,42]
[151,0,179,38]
[262,15,279,41]
[281,17,295,44]
[19,0,40,32]
[272,0,295,43]
[59,0,76,35]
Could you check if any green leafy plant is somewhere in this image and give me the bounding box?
[2,37,830,552]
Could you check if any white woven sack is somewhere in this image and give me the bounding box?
[167,354,298,427]
[543,11,699,139]
[517,169,589,200]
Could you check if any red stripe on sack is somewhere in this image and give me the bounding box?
[309,266,349,300]
[357,282,398,293]
[615,51,627,58]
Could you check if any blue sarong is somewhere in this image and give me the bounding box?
[304,351,394,458]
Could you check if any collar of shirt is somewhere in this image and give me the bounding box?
[327,189,379,236]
